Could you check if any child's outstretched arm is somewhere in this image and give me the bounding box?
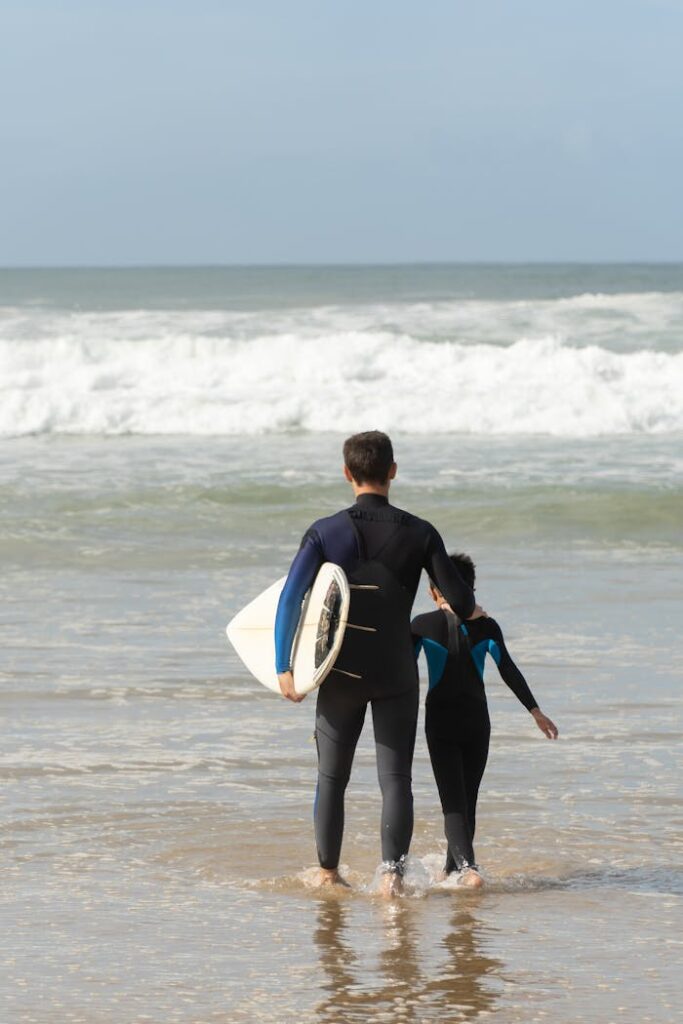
[487,619,559,739]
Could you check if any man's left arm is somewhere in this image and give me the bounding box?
[424,528,478,620]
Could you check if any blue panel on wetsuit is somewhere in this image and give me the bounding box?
[422,637,449,691]
[463,631,502,680]
[488,639,502,666]
[469,639,489,680]
[274,536,322,672]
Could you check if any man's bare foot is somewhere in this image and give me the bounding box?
[314,867,350,888]
[458,868,484,889]
[378,871,403,898]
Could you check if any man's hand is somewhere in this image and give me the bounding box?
[531,707,559,739]
[440,601,487,619]
[278,670,305,703]
[467,603,488,620]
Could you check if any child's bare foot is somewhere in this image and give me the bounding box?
[378,871,403,898]
[314,867,350,888]
[458,867,484,889]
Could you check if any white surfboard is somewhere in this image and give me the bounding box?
[226,563,350,695]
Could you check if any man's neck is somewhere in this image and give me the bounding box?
[351,484,390,499]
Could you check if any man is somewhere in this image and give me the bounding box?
[274,431,484,895]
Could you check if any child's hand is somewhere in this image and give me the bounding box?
[531,708,558,739]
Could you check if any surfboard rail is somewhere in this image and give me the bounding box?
[226,563,350,695]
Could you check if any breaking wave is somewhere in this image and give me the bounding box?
[0,307,681,437]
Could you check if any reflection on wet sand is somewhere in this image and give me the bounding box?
[313,896,502,1023]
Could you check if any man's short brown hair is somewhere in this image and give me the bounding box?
[343,431,394,484]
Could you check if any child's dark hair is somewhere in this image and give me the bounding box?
[430,552,476,591]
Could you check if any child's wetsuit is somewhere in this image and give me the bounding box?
[411,609,538,874]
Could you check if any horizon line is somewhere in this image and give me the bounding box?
[2,258,683,272]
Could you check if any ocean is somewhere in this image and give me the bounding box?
[1,264,681,1023]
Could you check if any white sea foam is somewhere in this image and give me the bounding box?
[0,305,681,437]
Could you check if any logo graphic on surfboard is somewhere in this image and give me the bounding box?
[226,563,351,695]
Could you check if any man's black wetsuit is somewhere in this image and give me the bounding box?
[411,609,538,874]
[274,493,475,872]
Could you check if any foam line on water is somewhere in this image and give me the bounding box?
[1,324,681,436]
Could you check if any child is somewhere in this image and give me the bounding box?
[412,553,558,888]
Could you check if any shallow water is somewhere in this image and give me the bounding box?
[2,264,682,1021]
[1,430,681,1023]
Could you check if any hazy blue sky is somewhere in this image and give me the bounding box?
[2,1,682,265]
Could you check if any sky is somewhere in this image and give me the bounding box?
[1,0,682,265]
